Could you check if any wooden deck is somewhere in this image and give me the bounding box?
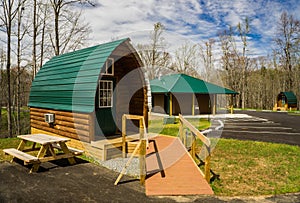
[145,135,214,196]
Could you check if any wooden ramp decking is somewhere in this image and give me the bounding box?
[145,135,214,196]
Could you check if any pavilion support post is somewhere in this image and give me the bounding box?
[230,94,234,114]
[192,94,195,116]
[169,93,173,116]
[212,94,216,115]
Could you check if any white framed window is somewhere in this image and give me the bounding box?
[99,80,113,108]
[101,58,114,75]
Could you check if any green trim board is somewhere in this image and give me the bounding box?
[28,38,130,113]
[150,74,238,94]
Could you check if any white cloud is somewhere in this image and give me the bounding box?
[80,0,297,59]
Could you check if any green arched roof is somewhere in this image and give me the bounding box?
[279,91,297,105]
[29,38,130,113]
[150,74,238,94]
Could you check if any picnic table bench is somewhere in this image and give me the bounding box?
[3,134,84,173]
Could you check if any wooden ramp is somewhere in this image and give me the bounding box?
[145,135,214,196]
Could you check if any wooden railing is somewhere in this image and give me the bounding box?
[178,114,211,183]
[115,114,147,185]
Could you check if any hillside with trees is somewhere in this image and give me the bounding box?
[0,1,299,138]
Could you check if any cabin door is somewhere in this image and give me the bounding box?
[96,79,116,136]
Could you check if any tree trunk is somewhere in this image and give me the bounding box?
[54,9,59,55]
[32,0,37,78]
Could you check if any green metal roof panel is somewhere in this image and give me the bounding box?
[29,38,129,113]
[150,74,238,94]
[282,91,297,104]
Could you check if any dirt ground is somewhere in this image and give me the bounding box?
[1,111,300,202]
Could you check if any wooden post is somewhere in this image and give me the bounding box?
[122,115,126,158]
[213,94,216,115]
[139,117,146,185]
[169,93,173,116]
[192,94,195,116]
[139,138,146,185]
[139,118,144,140]
[230,95,234,114]
[190,134,196,160]
[114,141,142,185]
[204,145,211,183]
[179,118,183,142]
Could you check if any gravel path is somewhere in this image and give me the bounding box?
[98,157,140,177]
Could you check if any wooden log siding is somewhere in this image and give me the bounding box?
[30,107,91,142]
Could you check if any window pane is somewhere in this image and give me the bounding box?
[99,80,113,108]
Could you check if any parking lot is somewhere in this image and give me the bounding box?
[220,111,300,146]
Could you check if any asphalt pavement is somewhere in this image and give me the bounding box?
[219,110,300,146]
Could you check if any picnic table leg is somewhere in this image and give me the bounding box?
[59,142,76,165]
[30,145,49,173]
[17,140,27,151]
[10,140,27,163]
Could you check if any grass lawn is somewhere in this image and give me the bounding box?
[148,117,300,196]
[0,116,299,196]
[0,107,30,137]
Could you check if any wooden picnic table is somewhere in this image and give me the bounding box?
[3,134,83,173]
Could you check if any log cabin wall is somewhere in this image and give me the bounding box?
[30,107,91,143]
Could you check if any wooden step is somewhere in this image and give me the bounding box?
[3,148,39,164]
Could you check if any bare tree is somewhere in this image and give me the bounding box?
[15,0,27,135]
[49,0,93,56]
[274,11,300,91]
[171,41,200,77]
[199,39,215,81]
[0,0,20,137]
[137,22,171,80]
[0,49,5,132]
[237,17,250,109]
[218,27,241,107]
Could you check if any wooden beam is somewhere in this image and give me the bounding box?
[192,94,195,116]
[114,141,142,185]
[122,115,126,158]
[139,139,146,185]
[204,146,211,183]
[212,94,216,115]
[178,114,210,147]
[169,93,173,116]
[230,94,234,114]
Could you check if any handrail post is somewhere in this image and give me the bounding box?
[139,138,146,185]
[139,118,146,185]
[204,145,211,183]
[191,133,196,160]
[179,119,183,143]
[122,115,126,158]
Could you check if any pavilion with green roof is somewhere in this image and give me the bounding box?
[150,74,238,115]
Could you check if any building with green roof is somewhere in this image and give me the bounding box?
[29,38,148,146]
[273,91,298,111]
[150,74,238,115]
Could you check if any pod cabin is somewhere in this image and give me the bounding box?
[29,38,148,160]
[273,91,298,111]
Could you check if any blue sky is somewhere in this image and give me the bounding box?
[83,0,300,58]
